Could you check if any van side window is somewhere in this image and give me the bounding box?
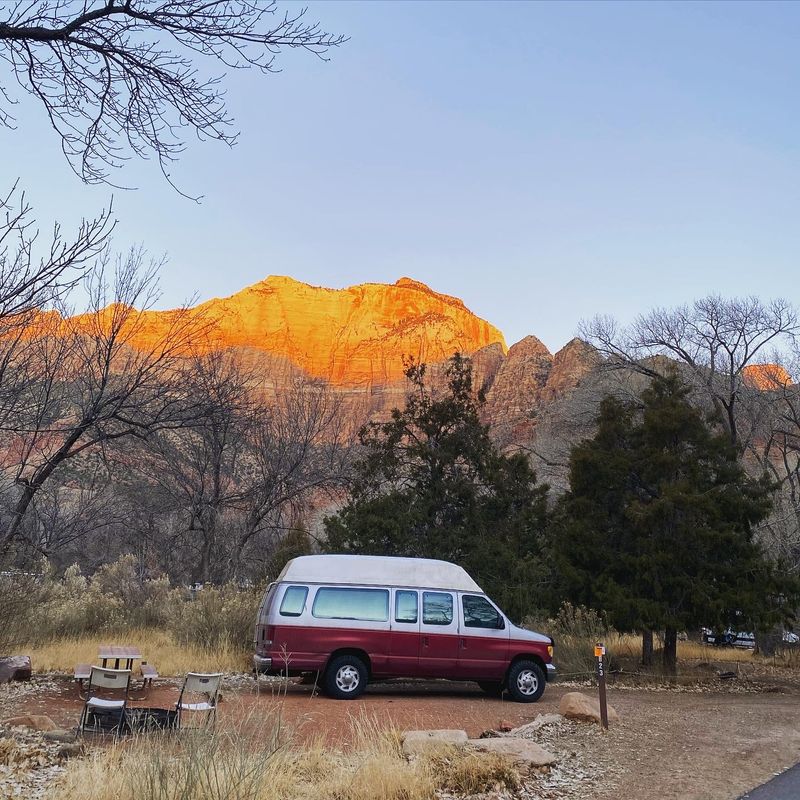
[279,585,308,617]
[312,587,389,622]
[422,592,453,625]
[462,595,504,629]
[395,591,418,623]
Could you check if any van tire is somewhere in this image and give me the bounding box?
[324,655,368,700]
[506,661,545,703]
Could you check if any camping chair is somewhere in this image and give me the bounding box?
[79,666,131,738]
[175,672,223,730]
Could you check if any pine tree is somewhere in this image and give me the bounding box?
[324,354,549,620]
[551,373,796,672]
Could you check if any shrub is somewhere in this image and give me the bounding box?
[35,557,172,639]
[167,583,261,651]
[17,555,260,655]
[524,601,610,677]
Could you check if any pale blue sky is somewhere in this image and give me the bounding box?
[2,1,798,350]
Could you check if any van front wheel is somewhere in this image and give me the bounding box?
[506,661,545,703]
[324,655,368,700]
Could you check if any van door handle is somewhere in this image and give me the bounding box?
[422,636,429,648]
[460,638,466,649]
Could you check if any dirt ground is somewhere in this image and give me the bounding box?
[3,672,800,800]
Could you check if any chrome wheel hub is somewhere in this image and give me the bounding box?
[335,665,360,693]
[516,669,538,696]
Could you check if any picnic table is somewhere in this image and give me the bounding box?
[98,645,141,670]
[74,645,159,696]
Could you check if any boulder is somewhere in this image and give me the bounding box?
[2,715,58,732]
[509,713,563,736]
[402,729,468,757]
[0,656,32,683]
[43,729,77,743]
[558,692,619,724]
[468,737,557,767]
[57,742,85,760]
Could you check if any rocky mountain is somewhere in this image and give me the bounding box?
[66,274,602,447]
[114,275,508,387]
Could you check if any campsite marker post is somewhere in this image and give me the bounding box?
[595,643,609,731]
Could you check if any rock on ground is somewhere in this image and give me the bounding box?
[42,730,77,744]
[0,657,31,684]
[509,713,564,736]
[468,737,558,767]
[402,729,468,757]
[559,691,620,724]
[2,715,58,732]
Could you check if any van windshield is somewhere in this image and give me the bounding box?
[312,587,389,622]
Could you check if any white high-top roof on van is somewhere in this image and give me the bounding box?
[277,555,484,593]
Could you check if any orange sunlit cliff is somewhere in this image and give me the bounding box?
[742,364,793,390]
[71,276,507,386]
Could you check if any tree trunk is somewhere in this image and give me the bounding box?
[641,630,654,667]
[662,627,678,674]
[754,628,782,657]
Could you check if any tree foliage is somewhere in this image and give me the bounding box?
[324,354,549,620]
[551,372,797,670]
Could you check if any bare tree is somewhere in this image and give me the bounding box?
[145,349,254,583]
[0,1,345,189]
[145,359,352,582]
[0,183,113,317]
[581,296,800,448]
[0,248,206,550]
[228,379,352,578]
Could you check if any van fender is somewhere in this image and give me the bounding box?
[505,653,546,683]
[324,648,372,678]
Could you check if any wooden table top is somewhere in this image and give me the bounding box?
[97,645,142,660]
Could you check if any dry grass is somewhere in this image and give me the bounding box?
[677,641,758,663]
[27,628,250,676]
[53,712,519,800]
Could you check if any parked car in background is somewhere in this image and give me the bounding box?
[253,555,555,702]
[701,628,755,648]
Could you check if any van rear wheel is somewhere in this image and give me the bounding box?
[506,661,545,703]
[324,654,368,700]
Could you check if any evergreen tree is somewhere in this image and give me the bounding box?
[551,373,796,672]
[324,354,549,620]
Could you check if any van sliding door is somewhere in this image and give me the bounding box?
[387,590,421,676]
[419,591,459,677]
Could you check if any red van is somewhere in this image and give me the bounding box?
[253,555,555,701]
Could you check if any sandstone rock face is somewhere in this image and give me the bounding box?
[402,729,468,757]
[3,715,58,732]
[468,737,557,767]
[742,363,792,390]
[484,336,553,444]
[542,338,602,403]
[558,691,620,724]
[72,276,507,388]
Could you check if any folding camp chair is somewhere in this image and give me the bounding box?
[79,666,131,738]
[175,672,223,730]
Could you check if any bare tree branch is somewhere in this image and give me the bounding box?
[0,1,346,192]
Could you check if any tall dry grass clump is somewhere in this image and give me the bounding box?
[27,629,250,675]
[13,555,261,673]
[525,602,612,676]
[55,713,519,800]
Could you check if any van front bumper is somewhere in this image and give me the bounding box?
[253,654,272,673]
[546,663,556,682]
